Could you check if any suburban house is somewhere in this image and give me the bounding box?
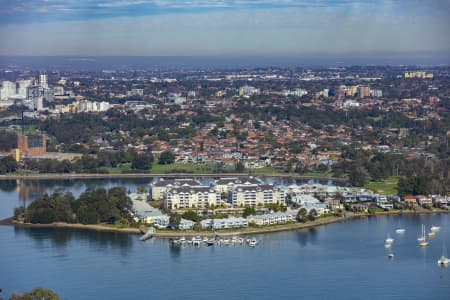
[403,195,418,207]
[374,195,394,209]
[416,195,433,206]
[178,218,195,230]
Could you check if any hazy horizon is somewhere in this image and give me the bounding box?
[0,53,449,71]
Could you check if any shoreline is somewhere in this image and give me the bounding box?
[0,172,346,182]
[5,209,449,238]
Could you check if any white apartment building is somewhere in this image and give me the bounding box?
[0,81,16,100]
[231,184,285,207]
[164,186,220,210]
[151,178,202,201]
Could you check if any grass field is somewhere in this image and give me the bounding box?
[365,176,400,195]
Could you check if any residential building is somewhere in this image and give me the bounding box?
[151,178,202,201]
[200,217,248,230]
[178,218,195,230]
[215,177,262,194]
[1,81,16,100]
[164,186,220,210]
[248,211,297,226]
[231,184,285,207]
[416,195,432,206]
[239,85,260,97]
[374,195,394,209]
[403,195,418,207]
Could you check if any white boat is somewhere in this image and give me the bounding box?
[248,238,258,247]
[431,226,440,232]
[395,228,405,234]
[418,224,428,247]
[385,233,394,244]
[437,244,450,266]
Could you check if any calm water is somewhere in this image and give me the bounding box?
[1,179,449,299]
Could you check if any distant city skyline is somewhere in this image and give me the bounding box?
[0,0,449,59]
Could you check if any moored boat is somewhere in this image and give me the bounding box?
[437,244,450,266]
[418,224,428,247]
[395,228,405,234]
[385,233,394,244]
[431,226,440,232]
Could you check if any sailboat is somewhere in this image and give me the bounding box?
[418,224,428,247]
[437,244,450,266]
[385,233,394,244]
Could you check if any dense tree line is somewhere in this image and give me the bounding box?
[15,187,133,225]
[22,150,153,174]
[332,147,449,195]
[0,130,17,151]
[0,156,18,174]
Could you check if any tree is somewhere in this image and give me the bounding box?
[235,161,245,172]
[158,151,175,165]
[169,213,181,227]
[297,208,307,222]
[243,207,256,218]
[9,287,60,300]
[137,186,148,194]
[308,209,318,221]
[181,210,199,222]
[0,156,18,174]
[131,153,153,170]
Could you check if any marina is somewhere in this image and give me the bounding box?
[170,236,259,248]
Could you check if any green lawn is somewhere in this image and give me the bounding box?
[365,176,400,195]
[107,162,224,174]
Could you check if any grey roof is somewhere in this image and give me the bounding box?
[132,200,166,217]
[233,184,280,192]
[153,178,201,187]
[168,186,215,194]
[216,177,262,185]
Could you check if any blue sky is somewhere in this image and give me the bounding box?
[0,0,449,56]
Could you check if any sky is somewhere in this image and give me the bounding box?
[0,0,449,57]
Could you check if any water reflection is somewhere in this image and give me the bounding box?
[296,227,319,247]
[0,180,17,192]
[14,227,134,255]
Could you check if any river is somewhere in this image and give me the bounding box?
[0,178,449,299]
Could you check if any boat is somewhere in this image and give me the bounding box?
[418,224,428,247]
[437,244,450,266]
[431,226,440,232]
[417,224,426,242]
[192,236,202,246]
[395,228,405,234]
[385,233,394,244]
[206,239,215,246]
[428,231,436,238]
[248,238,258,247]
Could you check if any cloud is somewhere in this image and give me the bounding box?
[0,0,448,56]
